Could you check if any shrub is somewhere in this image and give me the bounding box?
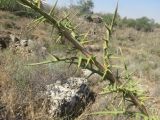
[135,17,155,32]
[72,0,94,15]
[0,0,24,11]
[121,17,155,32]
[101,15,157,32]
[154,23,160,28]
[100,13,121,26]
[0,0,39,18]
[122,17,136,28]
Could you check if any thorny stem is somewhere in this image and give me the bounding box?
[19,0,149,116]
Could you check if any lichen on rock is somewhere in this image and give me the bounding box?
[42,77,95,119]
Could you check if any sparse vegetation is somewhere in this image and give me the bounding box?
[0,44,79,120]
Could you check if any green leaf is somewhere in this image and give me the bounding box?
[26,60,54,66]
[27,16,46,31]
[34,0,41,8]
[102,67,112,80]
[56,35,62,43]
[81,40,95,45]
[102,70,107,80]
[71,32,76,38]
[48,53,60,61]
[80,30,90,44]
[27,54,61,66]
[49,0,58,16]
[32,16,45,24]
[78,56,83,68]
[119,47,127,70]
[85,57,92,68]
[59,12,71,23]
[17,1,31,8]
[104,23,111,33]
[110,1,118,31]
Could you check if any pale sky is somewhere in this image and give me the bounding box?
[47,0,160,23]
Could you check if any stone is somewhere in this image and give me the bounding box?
[85,44,101,52]
[10,34,20,43]
[41,46,47,55]
[0,33,11,49]
[85,14,103,23]
[28,39,34,46]
[0,44,2,50]
[81,69,92,77]
[41,77,95,119]
[20,40,28,47]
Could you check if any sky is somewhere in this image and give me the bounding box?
[47,0,160,23]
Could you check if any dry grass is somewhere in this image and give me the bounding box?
[0,49,80,120]
[0,10,81,120]
[1,9,160,119]
[111,27,160,82]
[0,74,50,120]
[76,26,160,119]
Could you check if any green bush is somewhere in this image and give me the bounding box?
[72,0,94,15]
[100,13,121,26]
[101,13,114,25]
[155,23,160,28]
[120,17,155,32]
[135,17,154,32]
[122,17,136,28]
[0,0,39,18]
[0,0,24,11]
[91,13,157,32]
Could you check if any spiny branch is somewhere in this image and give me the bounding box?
[19,0,149,116]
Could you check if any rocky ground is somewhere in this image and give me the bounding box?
[1,10,160,120]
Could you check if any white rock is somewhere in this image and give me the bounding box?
[41,77,94,119]
[20,40,28,47]
[10,34,20,43]
[81,69,92,77]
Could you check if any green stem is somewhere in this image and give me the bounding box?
[19,0,149,116]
